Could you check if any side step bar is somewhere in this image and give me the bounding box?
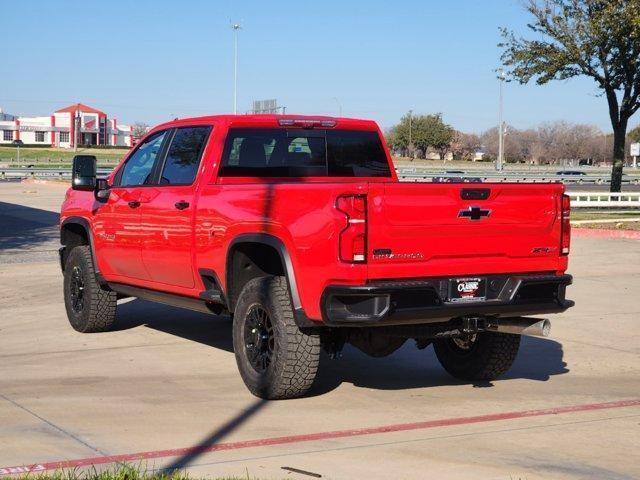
[108,283,224,315]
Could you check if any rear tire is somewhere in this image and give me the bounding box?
[433,332,520,381]
[232,276,320,399]
[63,246,117,333]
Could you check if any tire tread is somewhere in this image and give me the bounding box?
[64,246,117,333]
[233,276,320,399]
[434,331,520,381]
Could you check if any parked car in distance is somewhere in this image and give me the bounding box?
[556,170,587,175]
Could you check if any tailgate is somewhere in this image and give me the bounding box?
[367,182,565,279]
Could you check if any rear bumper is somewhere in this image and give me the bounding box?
[321,273,573,327]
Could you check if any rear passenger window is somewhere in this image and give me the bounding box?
[160,126,211,185]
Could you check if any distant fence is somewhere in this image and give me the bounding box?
[568,192,640,208]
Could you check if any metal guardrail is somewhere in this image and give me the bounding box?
[1,167,639,209]
[0,167,113,180]
[568,192,640,208]
[396,168,640,185]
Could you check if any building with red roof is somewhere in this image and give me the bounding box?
[0,103,132,148]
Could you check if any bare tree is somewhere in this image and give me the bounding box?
[500,0,640,191]
[450,131,482,160]
[131,122,150,139]
[479,121,605,165]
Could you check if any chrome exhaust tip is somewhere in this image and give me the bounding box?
[487,317,551,337]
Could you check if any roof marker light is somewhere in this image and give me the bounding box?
[278,119,336,128]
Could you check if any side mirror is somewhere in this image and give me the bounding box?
[94,178,110,203]
[71,155,97,191]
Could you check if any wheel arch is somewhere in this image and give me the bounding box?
[60,217,99,275]
[225,233,311,325]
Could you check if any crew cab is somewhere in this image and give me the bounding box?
[59,115,573,399]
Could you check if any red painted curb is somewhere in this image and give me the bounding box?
[1,398,639,475]
[573,228,640,240]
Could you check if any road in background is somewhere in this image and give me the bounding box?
[0,182,639,479]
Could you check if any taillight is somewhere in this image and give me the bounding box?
[336,194,367,263]
[561,193,571,255]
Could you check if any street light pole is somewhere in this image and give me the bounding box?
[408,109,413,158]
[497,68,506,171]
[231,23,242,115]
[332,97,342,116]
[74,103,79,153]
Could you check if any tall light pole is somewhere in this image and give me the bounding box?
[231,22,242,114]
[74,103,80,152]
[497,68,506,171]
[332,97,342,116]
[408,109,413,158]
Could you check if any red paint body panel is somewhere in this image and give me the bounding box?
[60,114,570,323]
[367,182,568,279]
[91,187,149,280]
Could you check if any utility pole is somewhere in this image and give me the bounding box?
[74,103,79,152]
[408,109,413,158]
[332,97,342,116]
[497,68,506,171]
[231,22,242,114]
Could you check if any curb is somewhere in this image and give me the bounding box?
[1,398,638,476]
[20,178,69,188]
[573,228,640,240]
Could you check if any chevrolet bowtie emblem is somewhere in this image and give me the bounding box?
[458,206,491,220]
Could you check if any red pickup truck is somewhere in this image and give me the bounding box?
[60,115,573,399]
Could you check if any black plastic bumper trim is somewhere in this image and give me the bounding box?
[321,274,573,327]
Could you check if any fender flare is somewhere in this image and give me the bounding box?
[226,233,316,327]
[59,217,100,275]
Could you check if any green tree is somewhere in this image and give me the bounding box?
[500,0,640,192]
[386,112,454,159]
[629,124,640,143]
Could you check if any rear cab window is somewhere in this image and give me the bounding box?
[219,128,391,178]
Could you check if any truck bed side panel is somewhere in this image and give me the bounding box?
[194,182,368,320]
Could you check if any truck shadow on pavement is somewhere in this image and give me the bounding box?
[114,299,234,352]
[0,201,60,252]
[115,299,568,395]
[311,335,568,394]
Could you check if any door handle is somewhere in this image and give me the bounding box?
[175,201,190,210]
[128,200,141,209]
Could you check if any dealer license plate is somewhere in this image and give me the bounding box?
[449,277,487,302]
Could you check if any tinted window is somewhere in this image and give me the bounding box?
[326,130,391,177]
[219,128,391,177]
[118,131,167,186]
[160,127,211,185]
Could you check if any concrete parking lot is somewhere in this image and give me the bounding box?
[0,181,639,480]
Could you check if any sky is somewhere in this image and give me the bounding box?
[0,0,628,133]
